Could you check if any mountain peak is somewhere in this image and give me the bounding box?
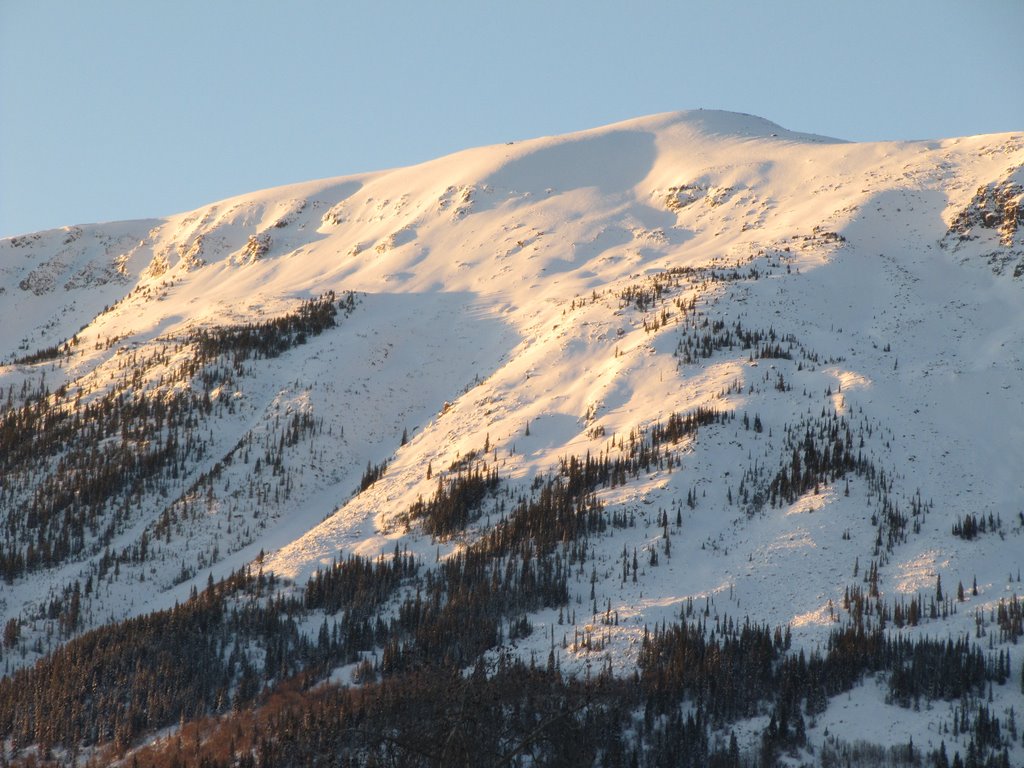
[576,108,846,143]
[1,111,1023,764]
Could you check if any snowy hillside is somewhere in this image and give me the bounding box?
[1,110,1022,766]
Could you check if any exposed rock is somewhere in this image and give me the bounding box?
[947,173,1023,247]
[238,233,271,264]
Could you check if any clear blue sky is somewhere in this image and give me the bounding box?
[2,0,1021,239]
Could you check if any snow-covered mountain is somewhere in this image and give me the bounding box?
[1,110,1022,765]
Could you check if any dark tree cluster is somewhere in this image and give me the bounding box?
[10,600,1011,768]
[675,317,802,364]
[0,383,213,581]
[886,635,999,706]
[119,659,706,768]
[0,408,729,757]
[557,407,728,495]
[0,554,412,754]
[607,264,838,369]
[10,337,74,365]
[817,736,1012,768]
[381,543,569,673]
[744,407,930,554]
[408,462,500,536]
[617,266,696,312]
[0,456,1018,768]
[764,412,863,507]
[357,458,388,492]
[637,617,786,724]
[191,292,355,363]
[401,406,727,550]
[841,581,963,632]
[949,702,1016,763]
[0,271,1018,766]
[0,293,356,585]
[0,567,269,751]
[952,513,1002,541]
[992,594,1023,644]
[304,546,418,617]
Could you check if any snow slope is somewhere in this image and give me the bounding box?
[1,109,1022,760]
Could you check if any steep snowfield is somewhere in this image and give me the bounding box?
[1,110,1023,759]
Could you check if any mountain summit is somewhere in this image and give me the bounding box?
[0,111,1022,765]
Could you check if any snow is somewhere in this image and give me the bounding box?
[1,108,1022,760]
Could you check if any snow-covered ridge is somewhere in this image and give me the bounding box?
[1,110,1023,761]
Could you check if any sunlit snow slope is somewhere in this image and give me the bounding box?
[1,110,1022,758]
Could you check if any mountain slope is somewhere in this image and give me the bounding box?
[1,110,1022,765]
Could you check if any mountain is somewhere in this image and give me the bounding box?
[0,110,1022,766]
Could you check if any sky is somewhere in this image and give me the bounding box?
[1,0,1022,239]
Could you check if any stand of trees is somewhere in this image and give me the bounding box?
[0,432,1018,766]
[0,292,355,584]
[0,264,1018,766]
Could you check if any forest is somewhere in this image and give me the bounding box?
[0,418,1019,766]
[0,265,1020,767]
